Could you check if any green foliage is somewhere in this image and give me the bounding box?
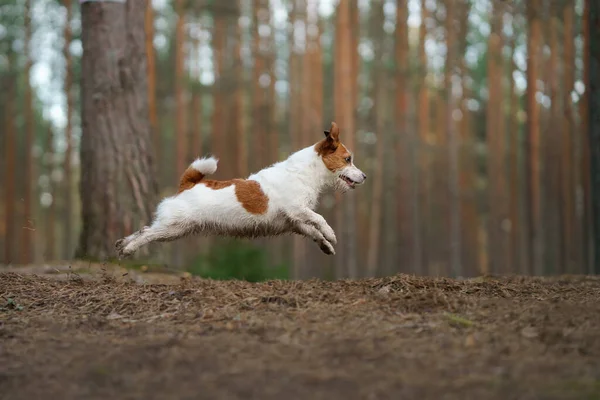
[1,298,24,311]
[186,240,288,282]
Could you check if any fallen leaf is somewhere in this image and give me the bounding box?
[465,334,476,347]
[521,326,539,339]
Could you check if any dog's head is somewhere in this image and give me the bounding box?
[315,122,367,191]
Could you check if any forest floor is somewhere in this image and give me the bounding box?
[1,263,599,400]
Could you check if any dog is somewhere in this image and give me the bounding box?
[115,121,366,258]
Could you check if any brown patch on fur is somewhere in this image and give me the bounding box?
[200,179,269,214]
[315,122,352,172]
[178,168,206,193]
[234,180,269,214]
[203,180,236,190]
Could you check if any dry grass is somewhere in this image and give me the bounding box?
[1,269,600,400]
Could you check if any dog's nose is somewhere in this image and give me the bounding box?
[362,173,367,180]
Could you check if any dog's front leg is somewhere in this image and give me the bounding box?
[294,208,337,246]
[292,222,335,255]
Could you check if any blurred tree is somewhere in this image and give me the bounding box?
[77,0,158,259]
[3,76,16,264]
[544,4,562,274]
[446,0,461,276]
[212,6,226,178]
[175,0,187,179]
[44,126,56,261]
[146,0,159,168]
[561,0,575,272]
[63,0,74,259]
[366,0,385,276]
[233,1,246,178]
[253,0,270,171]
[21,0,34,264]
[507,19,522,273]
[526,0,542,275]
[582,0,592,273]
[458,0,479,276]
[417,0,431,273]
[487,0,508,274]
[589,0,600,274]
[190,21,203,164]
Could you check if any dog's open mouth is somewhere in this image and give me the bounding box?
[339,175,357,189]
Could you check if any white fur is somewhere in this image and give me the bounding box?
[190,156,218,175]
[115,142,366,258]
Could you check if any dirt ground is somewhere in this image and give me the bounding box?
[1,264,599,400]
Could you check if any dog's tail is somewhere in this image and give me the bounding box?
[177,156,218,193]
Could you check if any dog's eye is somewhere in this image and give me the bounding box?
[345,156,352,163]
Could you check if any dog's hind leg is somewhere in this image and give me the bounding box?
[116,222,191,258]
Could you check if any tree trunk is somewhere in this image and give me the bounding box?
[445,0,461,277]
[526,0,542,275]
[212,11,226,178]
[457,0,478,277]
[366,0,386,276]
[253,0,270,172]
[175,0,187,179]
[145,0,159,172]
[581,0,592,273]
[63,0,74,259]
[21,0,34,264]
[3,77,15,264]
[417,0,430,274]
[560,1,575,273]
[589,0,600,274]
[45,126,57,261]
[543,12,563,275]
[487,1,509,274]
[77,0,158,260]
[234,3,247,178]
[507,33,522,274]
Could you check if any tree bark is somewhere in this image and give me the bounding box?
[507,32,522,274]
[3,77,15,264]
[582,0,592,273]
[253,0,270,171]
[77,0,158,260]
[417,0,430,273]
[589,0,600,274]
[526,0,542,275]
[212,11,226,178]
[234,2,247,178]
[487,1,509,274]
[44,126,57,261]
[145,0,159,171]
[560,1,575,273]
[366,0,386,276]
[21,0,34,264]
[63,0,74,259]
[445,0,461,277]
[175,0,187,179]
[458,0,478,277]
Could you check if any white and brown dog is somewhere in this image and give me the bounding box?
[115,122,366,258]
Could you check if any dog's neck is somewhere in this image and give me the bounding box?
[284,144,335,191]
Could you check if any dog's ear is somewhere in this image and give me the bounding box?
[323,122,340,144]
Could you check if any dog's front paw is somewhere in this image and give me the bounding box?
[318,240,335,255]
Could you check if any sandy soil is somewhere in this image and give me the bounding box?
[1,266,599,400]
